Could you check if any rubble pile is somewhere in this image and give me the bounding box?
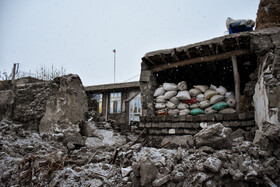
[1,118,280,186]
[154,82,236,116]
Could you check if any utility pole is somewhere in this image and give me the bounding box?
[113,49,116,83]
[12,63,18,91]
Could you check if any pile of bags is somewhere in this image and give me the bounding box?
[154,82,236,116]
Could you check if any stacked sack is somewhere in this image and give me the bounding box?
[154,82,237,116]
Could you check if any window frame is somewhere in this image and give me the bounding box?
[109,92,122,114]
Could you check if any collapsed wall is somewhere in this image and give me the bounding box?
[0,74,88,133]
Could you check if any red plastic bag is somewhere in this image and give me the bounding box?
[182,97,197,104]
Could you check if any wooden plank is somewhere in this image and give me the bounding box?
[232,55,240,113]
[144,57,156,66]
[151,49,250,72]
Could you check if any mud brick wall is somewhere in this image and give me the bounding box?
[138,112,255,135]
[140,63,157,116]
[13,81,57,130]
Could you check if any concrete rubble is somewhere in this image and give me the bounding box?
[1,117,280,186]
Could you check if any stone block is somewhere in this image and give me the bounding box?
[247,120,255,126]
[186,115,193,122]
[238,113,247,120]
[159,122,165,128]
[223,113,238,121]
[146,123,152,128]
[162,129,168,134]
[139,123,145,128]
[178,122,186,128]
[168,129,176,134]
[155,130,161,135]
[166,115,172,122]
[223,121,231,127]
[163,122,170,128]
[172,116,179,122]
[200,115,207,121]
[246,112,254,119]
[153,123,159,128]
[146,116,152,122]
[214,114,223,121]
[151,116,158,122]
[171,122,178,128]
[176,129,184,134]
[192,116,200,122]
[206,114,215,121]
[179,115,186,122]
[149,129,155,134]
[139,116,146,122]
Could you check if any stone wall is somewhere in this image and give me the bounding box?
[1,74,88,132]
[252,28,280,129]
[256,0,280,30]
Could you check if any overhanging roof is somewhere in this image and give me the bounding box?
[85,81,140,92]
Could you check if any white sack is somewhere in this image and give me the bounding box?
[156,109,166,114]
[169,97,180,105]
[155,103,166,109]
[163,83,178,91]
[155,98,165,103]
[210,95,225,105]
[216,86,227,95]
[166,101,177,109]
[194,85,209,93]
[164,91,177,100]
[178,81,187,91]
[179,109,190,115]
[168,109,179,115]
[225,92,235,99]
[199,100,210,109]
[205,106,217,114]
[219,108,236,114]
[177,103,189,110]
[176,91,191,100]
[154,87,165,97]
[210,84,217,90]
[189,88,201,97]
[196,94,205,102]
[190,103,200,109]
[204,89,218,100]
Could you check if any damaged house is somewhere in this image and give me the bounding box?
[138,27,280,135]
[85,81,141,128]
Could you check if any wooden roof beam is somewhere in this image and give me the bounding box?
[151,49,250,72]
[144,57,156,66]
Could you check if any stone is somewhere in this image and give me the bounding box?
[161,135,194,149]
[140,159,158,186]
[263,157,277,168]
[194,123,232,149]
[121,166,132,177]
[80,121,96,137]
[39,74,88,135]
[192,172,213,184]
[273,147,280,159]
[132,162,140,177]
[0,90,15,121]
[199,146,215,153]
[204,179,218,187]
[152,174,170,187]
[231,128,244,140]
[229,169,244,180]
[173,172,185,182]
[203,157,222,173]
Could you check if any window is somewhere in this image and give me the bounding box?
[93,94,102,113]
[110,92,121,114]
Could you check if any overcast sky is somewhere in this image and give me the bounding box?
[0,0,259,86]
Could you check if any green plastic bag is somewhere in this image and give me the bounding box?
[212,102,228,110]
[190,108,205,116]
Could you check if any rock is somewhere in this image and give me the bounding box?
[229,169,244,180]
[199,146,215,153]
[66,142,75,150]
[130,172,140,187]
[238,141,252,153]
[0,90,15,121]
[273,147,280,159]
[231,128,244,140]
[204,179,218,187]
[263,157,277,168]
[161,135,194,149]
[192,172,213,184]
[194,123,232,149]
[80,121,96,137]
[203,157,222,173]
[140,159,158,186]
[152,174,170,187]
[121,166,132,177]
[39,74,88,135]
[132,162,140,177]
[173,172,185,182]
[89,179,103,187]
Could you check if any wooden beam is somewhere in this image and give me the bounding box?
[232,55,240,113]
[151,49,250,72]
[144,57,156,66]
[171,52,180,62]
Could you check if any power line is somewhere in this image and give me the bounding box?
[123,74,140,82]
